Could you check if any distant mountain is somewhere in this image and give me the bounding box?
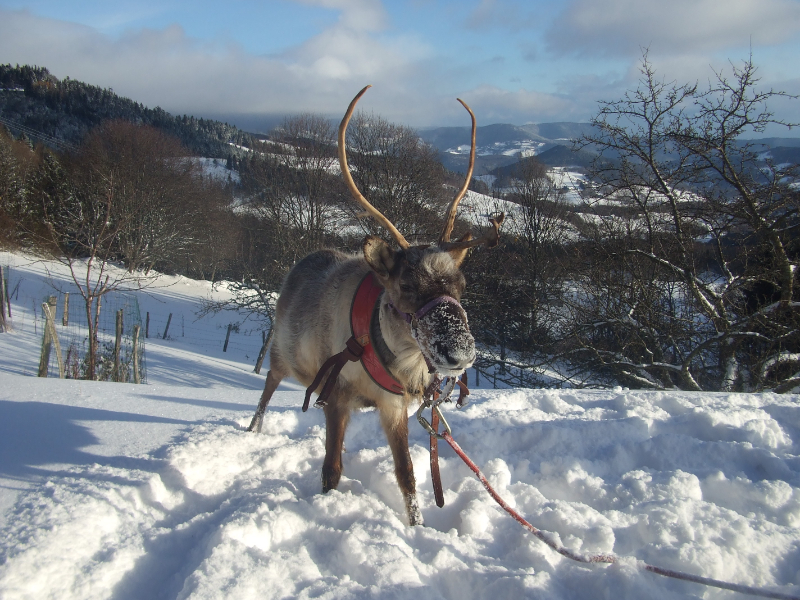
[534,145,598,168]
[0,64,255,159]
[420,122,800,176]
[744,137,800,148]
[768,146,800,164]
[739,139,800,165]
[419,122,598,174]
[3,64,797,175]
[517,122,598,141]
[486,147,600,186]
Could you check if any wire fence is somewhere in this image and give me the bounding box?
[141,310,270,369]
[38,290,147,383]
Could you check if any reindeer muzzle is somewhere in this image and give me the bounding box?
[406,296,476,376]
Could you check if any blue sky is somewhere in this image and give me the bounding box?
[1,0,799,132]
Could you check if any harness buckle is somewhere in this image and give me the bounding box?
[417,375,457,438]
[417,403,451,439]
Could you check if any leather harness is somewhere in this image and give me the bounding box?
[303,272,403,411]
[352,273,405,395]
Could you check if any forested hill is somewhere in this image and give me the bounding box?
[0,64,256,157]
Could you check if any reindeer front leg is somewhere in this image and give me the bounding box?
[380,404,423,526]
[322,399,351,493]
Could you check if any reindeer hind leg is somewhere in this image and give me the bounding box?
[248,369,283,433]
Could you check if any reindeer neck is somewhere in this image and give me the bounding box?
[376,294,432,397]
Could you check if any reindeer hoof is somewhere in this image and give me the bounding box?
[405,494,424,526]
[322,468,341,493]
[247,414,263,433]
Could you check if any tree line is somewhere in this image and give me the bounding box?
[464,56,799,393]
[1,56,798,392]
[0,64,254,157]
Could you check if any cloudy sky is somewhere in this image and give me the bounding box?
[1,0,799,132]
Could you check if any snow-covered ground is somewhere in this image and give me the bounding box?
[193,158,241,185]
[445,140,547,158]
[549,167,586,204]
[469,168,587,207]
[1,251,799,600]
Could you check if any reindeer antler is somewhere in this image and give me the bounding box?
[340,87,501,251]
[339,85,410,250]
[437,98,504,251]
[439,213,505,251]
[440,98,477,244]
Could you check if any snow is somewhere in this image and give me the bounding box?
[468,168,587,206]
[192,158,240,184]
[549,167,586,204]
[445,140,546,158]
[1,250,799,600]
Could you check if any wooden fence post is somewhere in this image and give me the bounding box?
[0,268,9,319]
[39,297,64,378]
[132,325,141,384]
[162,313,172,339]
[62,292,69,326]
[38,307,52,376]
[145,312,150,338]
[113,309,123,382]
[223,323,233,352]
[0,265,6,332]
[5,271,10,319]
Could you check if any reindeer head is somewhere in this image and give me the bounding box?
[339,86,504,376]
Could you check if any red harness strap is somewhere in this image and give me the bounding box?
[351,273,404,395]
[303,273,404,411]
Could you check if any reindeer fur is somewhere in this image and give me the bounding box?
[249,238,473,525]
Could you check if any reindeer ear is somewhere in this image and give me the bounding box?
[447,232,472,267]
[363,236,396,279]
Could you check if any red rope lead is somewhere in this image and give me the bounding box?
[442,432,800,600]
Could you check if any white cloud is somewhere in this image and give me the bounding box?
[4,1,794,130]
[292,0,388,32]
[547,0,800,56]
[0,8,435,124]
[0,7,599,128]
[458,85,583,123]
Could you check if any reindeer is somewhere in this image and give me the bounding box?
[247,86,502,526]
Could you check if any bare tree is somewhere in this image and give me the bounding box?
[35,122,200,379]
[243,113,345,276]
[209,114,347,366]
[77,121,204,274]
[570,53,799,391]
[0,127,53,248]
[183,191,239,282]
[344,113,448,242]
[508,157,571,344]
[40,167,147,380]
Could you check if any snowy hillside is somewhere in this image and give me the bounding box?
[0,251,798,600]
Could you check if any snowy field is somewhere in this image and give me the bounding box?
[0,250,799,600]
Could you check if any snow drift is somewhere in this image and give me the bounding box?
[0,252,798,600]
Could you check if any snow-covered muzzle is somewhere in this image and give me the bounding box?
[408,296,476,377]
